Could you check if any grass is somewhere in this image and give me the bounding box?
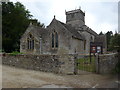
[9,51,24,56]
[77,56,96,72]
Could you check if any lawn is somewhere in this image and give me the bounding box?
[77,56,96,72]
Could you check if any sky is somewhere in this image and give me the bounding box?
[10,0,119,34]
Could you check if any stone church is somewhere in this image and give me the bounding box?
[20,9,107,55]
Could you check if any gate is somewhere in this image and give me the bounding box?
[76,55,96,74]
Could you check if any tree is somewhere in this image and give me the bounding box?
[29,19,45,28]
[2,2,45,52]
[2,2,32,52]
[105,31,113,51]
[109,33,120,51]
[109,33,120,73]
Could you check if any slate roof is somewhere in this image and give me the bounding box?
[31,25,47,38]
[80,25,98,36]
[56,19,85,40]
[23,18,97,41]
[21,24,47,39]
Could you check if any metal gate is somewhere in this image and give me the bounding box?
[76,55,96,74]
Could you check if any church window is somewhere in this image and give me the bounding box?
[55,32,58,48]
[27,39,29,49]
[52,33,54,48]
[32,40,34,49]
[27,34,34,50]
[30,40,32,49]
[84,40,86,50]
[52,31,59,48]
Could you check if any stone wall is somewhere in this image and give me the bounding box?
[2,53,117,74]
[95,53,118,74]
[2,54,75,74]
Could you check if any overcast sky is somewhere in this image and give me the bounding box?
[11,0,119,34]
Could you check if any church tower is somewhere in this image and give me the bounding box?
[65,8,85,28]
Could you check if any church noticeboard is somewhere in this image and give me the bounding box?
[90,42,103,54]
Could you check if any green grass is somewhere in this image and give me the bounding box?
[77,56,96,72]
[9,51,24,56]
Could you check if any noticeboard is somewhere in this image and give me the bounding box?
[90,42,103,54]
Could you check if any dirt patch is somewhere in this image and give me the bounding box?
[2,65,118,88]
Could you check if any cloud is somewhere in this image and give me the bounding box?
[76,1,118,33]
[10,0,118,34]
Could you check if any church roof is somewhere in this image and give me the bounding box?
[32,26,47,37]
[21,24,47,40]
[80,25,98,36]
[56,19,85,40]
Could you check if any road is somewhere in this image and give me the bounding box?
[2,65,119,88]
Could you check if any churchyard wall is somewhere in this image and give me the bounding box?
[2,54,75,74]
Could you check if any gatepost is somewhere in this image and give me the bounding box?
[74,54,78,75]
[96,53,100,74]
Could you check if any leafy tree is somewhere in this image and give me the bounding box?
[30,19,45,28]
[2,2,45,52]
[109,33,120,51]
[105,31,113,51]
[109,33,120,73]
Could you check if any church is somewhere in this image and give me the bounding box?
[20,9,107,55]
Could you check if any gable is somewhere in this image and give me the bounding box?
[47,18,85,40]
[20,24,47,42]
[46,18,72,38]
[80,25,98,36]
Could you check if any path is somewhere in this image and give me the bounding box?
[2,65,119,88]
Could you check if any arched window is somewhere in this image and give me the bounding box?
[84,40,86,50]
[32,40,34,49]
[52,33,54,48]
[55,32,58,48]
[27,39,29,49]
[52,31,58,48]
[27,34,34,50]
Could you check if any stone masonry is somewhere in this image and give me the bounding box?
[2,54,75,74]
[95,53,118,74]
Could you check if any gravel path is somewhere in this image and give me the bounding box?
[2,65,119,88]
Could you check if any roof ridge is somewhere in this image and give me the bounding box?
[56,20,85,40]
